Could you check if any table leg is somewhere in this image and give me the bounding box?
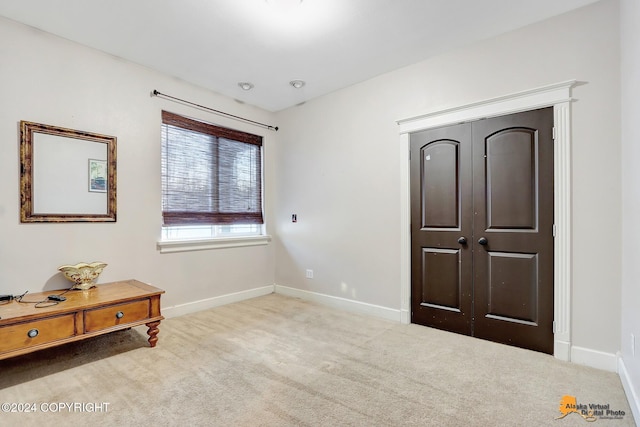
[146,321,161,347]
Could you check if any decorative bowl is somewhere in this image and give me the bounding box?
[58,262,107,290]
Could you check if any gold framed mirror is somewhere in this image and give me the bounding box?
[20,121,117,222]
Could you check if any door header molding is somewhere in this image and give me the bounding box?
[397,80,577,135]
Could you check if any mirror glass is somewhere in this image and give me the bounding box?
[20,121,117,222]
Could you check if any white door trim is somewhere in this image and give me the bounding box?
[397,80,576,361]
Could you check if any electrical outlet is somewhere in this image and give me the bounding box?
[305,269,314,279]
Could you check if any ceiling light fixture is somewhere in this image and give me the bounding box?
[290,80,306,89]
[238,82,254,91]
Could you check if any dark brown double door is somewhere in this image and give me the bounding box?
[410,108,554,354]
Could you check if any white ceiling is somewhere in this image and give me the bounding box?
[0,0,600,112]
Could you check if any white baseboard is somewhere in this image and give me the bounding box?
[571,345,618,372]
[162,285,275,318]
[274,285,401,322]
[619,357,640,426]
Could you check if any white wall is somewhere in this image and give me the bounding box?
[620,0,640,418]
[274,0,622,358]
[0,16,277,309]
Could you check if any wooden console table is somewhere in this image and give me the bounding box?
[0,279,164,361]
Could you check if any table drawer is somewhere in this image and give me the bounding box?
[0,314,76,354]
[84,299,150,333]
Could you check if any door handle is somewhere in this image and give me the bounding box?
[457,237,467,245]
[478,237,488,246]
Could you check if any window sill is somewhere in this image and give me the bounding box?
[157,235,271,253]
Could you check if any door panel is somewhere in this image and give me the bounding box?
[421,142,460,228]
[421,248,461,310]
[410,124,472,335]
[486,129,537,230]
[486,251,538,324]
[472,108,554,354]
[410,107,554,355]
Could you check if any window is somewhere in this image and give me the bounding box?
[160,111,267,249]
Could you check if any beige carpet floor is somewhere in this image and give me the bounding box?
[0,293,635,426]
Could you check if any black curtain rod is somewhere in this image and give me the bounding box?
[151,90,279,131]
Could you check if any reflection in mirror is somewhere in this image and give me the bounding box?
[20,121,117,222]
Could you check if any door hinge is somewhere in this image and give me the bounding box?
[553,321,557,334]
[552,127,556,140]
[552,224,557,237]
